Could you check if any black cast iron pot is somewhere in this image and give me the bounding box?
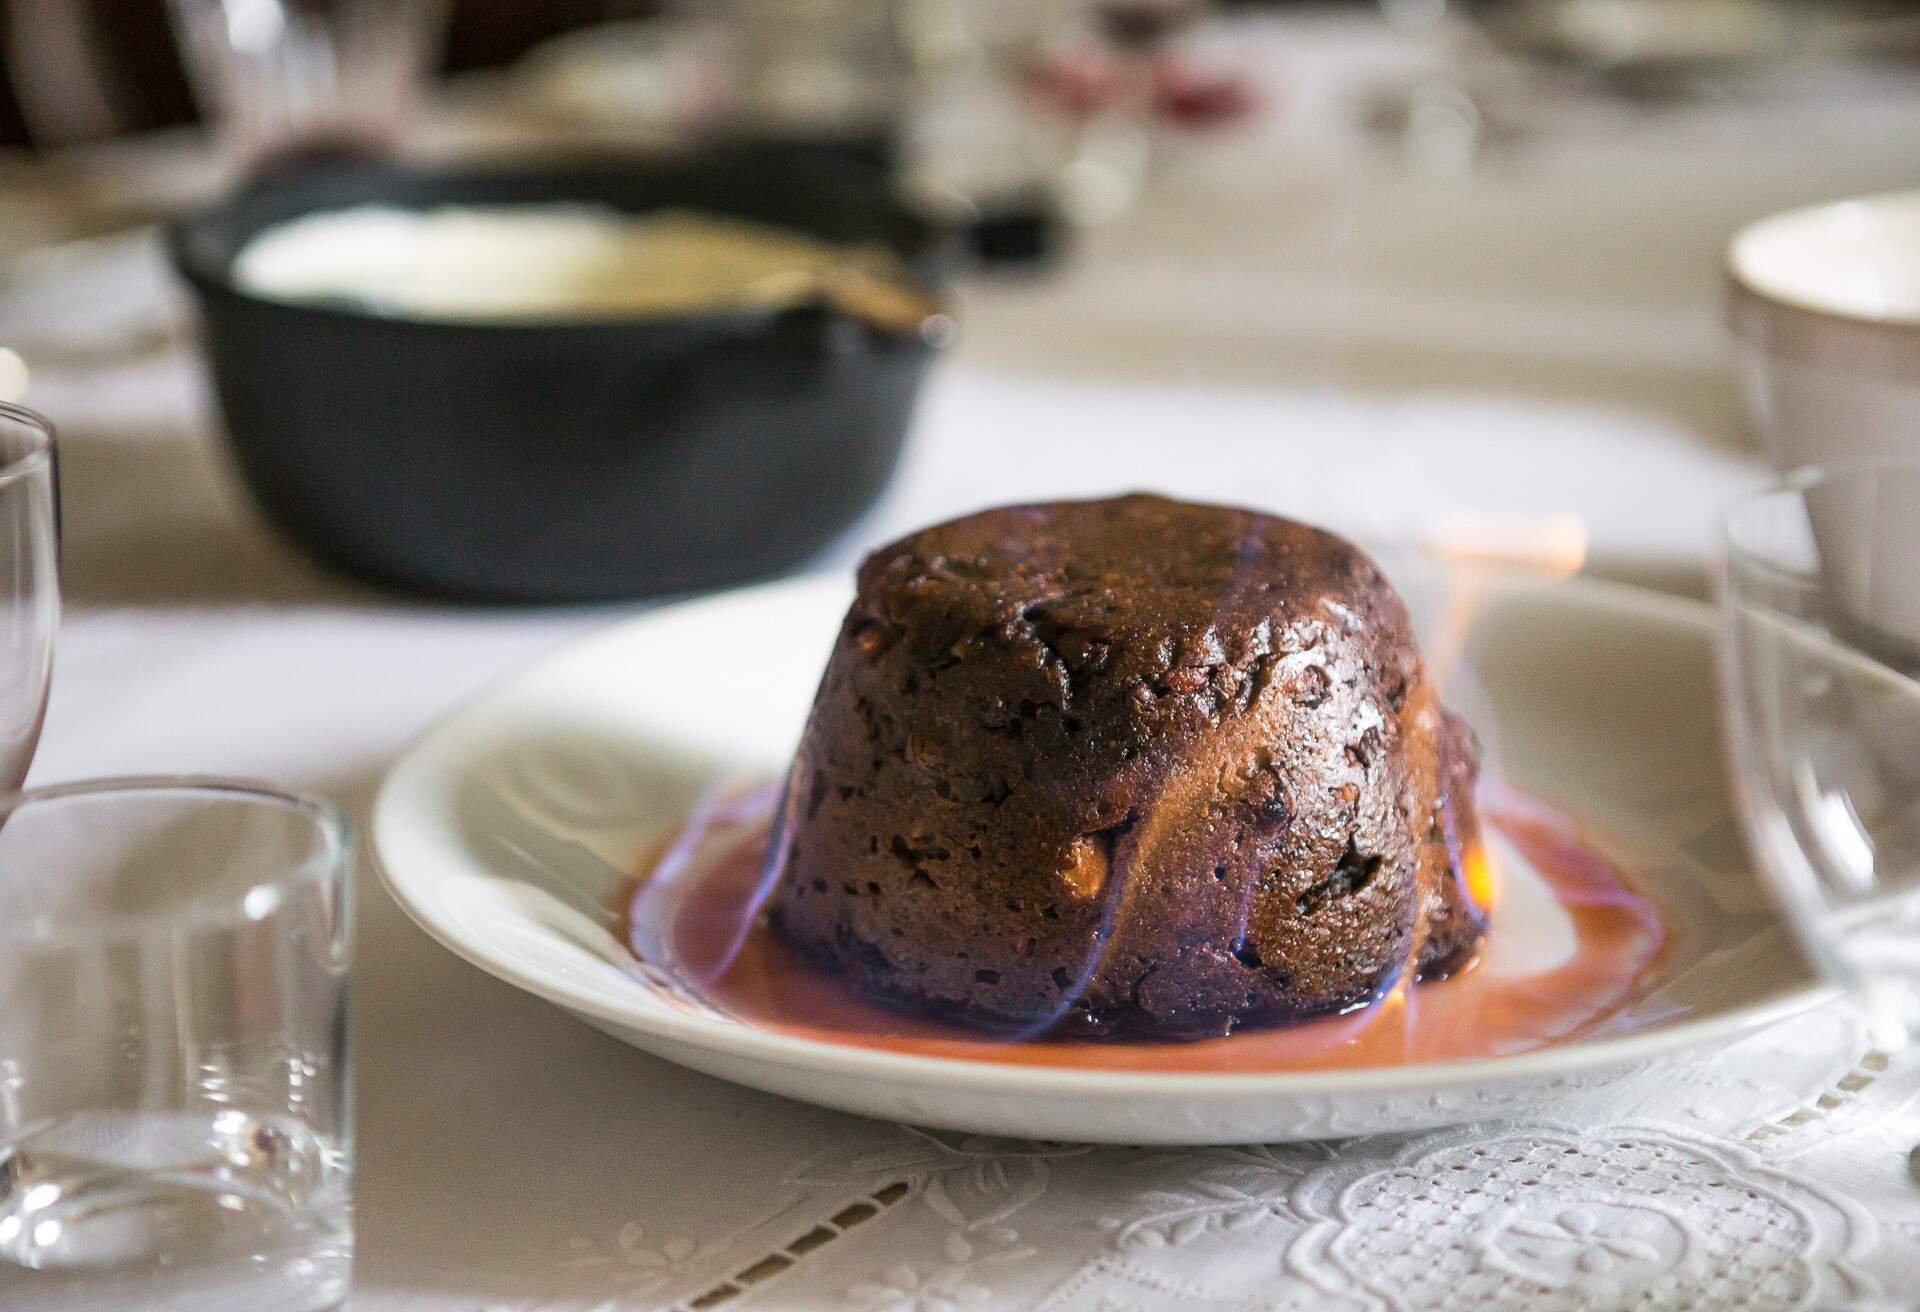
[169,150,948,602]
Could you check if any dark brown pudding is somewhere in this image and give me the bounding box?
[768,494,1488,1037]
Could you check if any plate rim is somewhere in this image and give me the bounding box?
[371,569,1835,1098]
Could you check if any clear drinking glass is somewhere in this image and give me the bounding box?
[0,403,57,790]
[167,0,448,163]
[1718,462,1920,1048]
[0,779,354,1312]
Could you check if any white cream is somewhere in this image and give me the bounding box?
[232,204,893,320]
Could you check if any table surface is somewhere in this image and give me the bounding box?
[12,10,1920,1311]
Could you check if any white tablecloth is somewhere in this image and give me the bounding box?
[16,12,1920,1310]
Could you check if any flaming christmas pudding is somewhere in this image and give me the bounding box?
[767,494,1489,1038]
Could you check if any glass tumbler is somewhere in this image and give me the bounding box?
[0,779,353,1312]
[0,402,57,789]
[1718,462,1920,1048]
[167,0,448,163]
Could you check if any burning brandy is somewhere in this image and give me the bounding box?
[625,790,1666,1075]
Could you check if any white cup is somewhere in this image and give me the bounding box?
[1729,190,1920,468]
[1728,192,1920,648]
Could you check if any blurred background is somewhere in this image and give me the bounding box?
[0,0,629,150]
[7,0,1920,611]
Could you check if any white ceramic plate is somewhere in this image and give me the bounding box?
[372,567,1826,1144]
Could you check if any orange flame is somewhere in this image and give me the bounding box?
[1419,512,1590,700]
[1416,512,1589,577]
[1463,840,1500,913]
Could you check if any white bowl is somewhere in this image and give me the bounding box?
[371,568,1824,1144]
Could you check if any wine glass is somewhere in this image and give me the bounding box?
[1717,462,1920,1049]
[0,402,57,790]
